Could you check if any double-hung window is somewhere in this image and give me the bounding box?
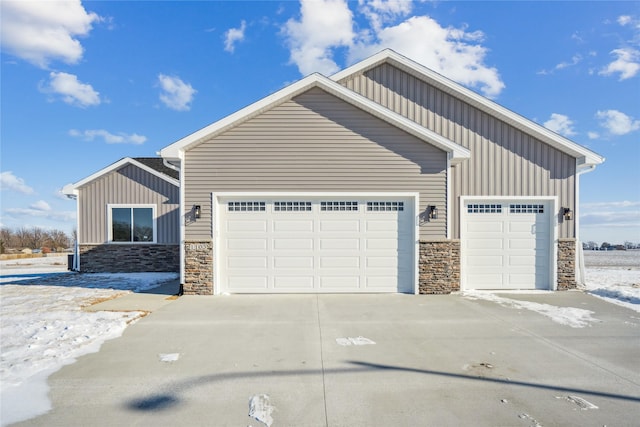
[108,205,156,243]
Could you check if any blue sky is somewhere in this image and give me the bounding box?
[1,0,639,244]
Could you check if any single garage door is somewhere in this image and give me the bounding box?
[461,200,552,290]
[217,196,415,293]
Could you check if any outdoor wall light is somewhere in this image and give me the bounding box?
[194,205,201,219]
[428,205,438,220]
[563,207,573,221]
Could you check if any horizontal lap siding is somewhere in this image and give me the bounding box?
[79,164,179,244]
[184,88,447,240]
[341,64,576,239]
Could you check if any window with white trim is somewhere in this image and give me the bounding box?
[510,204,544,214]
[109,205,155,243]
[321,201,358,211]
[467,204,502,214]
[367,201,404,211]
[274,201,312,212]
[228,202,266,212]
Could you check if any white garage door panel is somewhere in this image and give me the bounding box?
[462,201,552,290]
[218,196,414,293]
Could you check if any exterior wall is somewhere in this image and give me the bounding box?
[419,240,460,294]
[79,244,179,273]
[78,164,179,244]
[557,238,577,290]
[340,64,577,239]
[184,241,213,295]
[183,88,448,242]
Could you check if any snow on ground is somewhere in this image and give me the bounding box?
[582,250,640,313]
[0,258,177,426]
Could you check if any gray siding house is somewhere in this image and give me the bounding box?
[69,50,604,294]
[63,157,180,273]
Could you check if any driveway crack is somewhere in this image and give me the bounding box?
[316,294,329,427]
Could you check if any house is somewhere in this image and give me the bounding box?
[67,49,604,294]
[63,157,180,273]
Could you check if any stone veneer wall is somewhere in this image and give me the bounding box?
[557,238,577,290]
[79,244,179,273]
[419,240,460,294]
[184,241,214,295]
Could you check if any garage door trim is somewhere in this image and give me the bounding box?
[212,192,420,295]
[460,196,558,291]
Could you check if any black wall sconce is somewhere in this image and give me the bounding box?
[428,205,438,220]
[563,207,573,221]
[194,205,201,219]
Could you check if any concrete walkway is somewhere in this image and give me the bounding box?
[14,292,640,427]
[83,279,180,313]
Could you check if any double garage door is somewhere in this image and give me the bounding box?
[217,196,415,293]
[461,200,553,290]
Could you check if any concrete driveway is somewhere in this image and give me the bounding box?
[14,292,640,427]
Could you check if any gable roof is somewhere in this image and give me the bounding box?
[62,157,179,197]
[159,73,471,164]
[331,49,605,167]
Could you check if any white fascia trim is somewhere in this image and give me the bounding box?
[160,73,470,163]
[65,157,179,192]
[332,49,604,167]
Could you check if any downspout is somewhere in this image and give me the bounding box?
[575,162,597,286]
[63,189,80,271]
[163,156,185,288]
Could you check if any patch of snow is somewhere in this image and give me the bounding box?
[463,291,599,328]
[336,336,376,346]
[248,394,274,427]
[0,270,177,426]
[159,353,180,362]
[583,268,640,313]
[556,395,598,410]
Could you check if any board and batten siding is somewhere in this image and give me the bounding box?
[78,164,179,244]
[339,63,576,239]
[184,87,447,241]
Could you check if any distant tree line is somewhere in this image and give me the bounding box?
[0,226,75,254]
[583,241,639,251]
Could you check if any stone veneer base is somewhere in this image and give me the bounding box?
[184,241,214,295]
[419,240,460,294]
[79,244,179,273]
[557,238,577,290]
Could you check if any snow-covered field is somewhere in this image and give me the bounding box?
[0,256,178,426]
[0,251,638,426]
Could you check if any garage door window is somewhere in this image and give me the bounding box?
[467,204,502,213]
[274,201,312,212]
[228,202,265,212]
[510,204,544,213]
[367,201,404,211]
[321,201,358,211]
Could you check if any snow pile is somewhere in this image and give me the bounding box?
[582,251,640,313]
[0,269,177,426]
[463,291,599,328]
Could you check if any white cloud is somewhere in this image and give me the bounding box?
[282,1,504,98]
[69,129,146,145]
[599,48,640,80]
[41,72,101,107]
[587,131,600,140]
[0,0,100,68]
[349,16,505,98]
[0,172,35,194]
[282,0,355,75]
[30,200,52,211]
[359,0,413,32]
[4,207,76,222]
[157,74,196,111]
[224,20,247,53]
[596,110,640,135]
[543,113,576,137]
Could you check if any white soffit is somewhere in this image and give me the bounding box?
[159,73,470,164]
[331,49,605,167]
